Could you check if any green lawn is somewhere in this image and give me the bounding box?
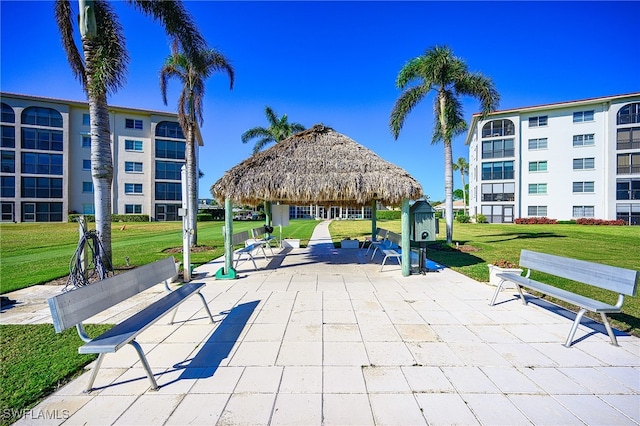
[330,220,640,336]
[0,219,318,294]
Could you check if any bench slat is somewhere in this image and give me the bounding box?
[520,250,638,296]
[79,282,206,353]
[48,257,177,333]
[495,273,620,313]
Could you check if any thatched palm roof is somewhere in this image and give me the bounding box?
[211,124,423,206]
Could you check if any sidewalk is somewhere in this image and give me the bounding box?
[6,220,640,425]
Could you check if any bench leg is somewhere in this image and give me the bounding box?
[84,353,106,393]
[564,308,586,348]
[600,312,619,346]
[489,279,506,306]
[380,254,389,271]
[197,292,215,323]
[130,340,159,390]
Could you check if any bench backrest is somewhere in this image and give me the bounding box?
[252,226,268,239]
[231,230,250,246]
[48,257,177,333]
[376,228,388,239]
[386,231,402,248]
[519,249,638,296]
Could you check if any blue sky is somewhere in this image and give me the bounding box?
[1,1,639,201]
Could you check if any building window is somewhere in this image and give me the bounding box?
[82,114,90,126]
[528,138,548,150]
[125,161,143,173]
[573,110,594,123]
[482,139,514,159]
[617,102,640,125]
[82,159,91,170]
[480,204,514,224]
[481,182,515,202]
[573,181,594,193]
[82,181,93,193]
[528,183,547,194]
[617,203,640,225]
[22,128,63,151]
[1,150,15,173]
[125,204,142,214]
[617,153,640,175]
[573,158,595,170]
[1,126,15,148]
[82,203,95,214]
[21,177,63,198]
[1,176,15,198]
[1,202,14,221]
[573,206,595,218]
[481,161,514,180]
[529,116,548,127]
[21,153,63,175]
[23,202,63,222]
[125,139,143,151]
[529,161,548,172]
[573,134,595,147]
[156,140,186,160]
[616,127,640,150]
[481,119,515,138]
[21,107,63,128]
[1,103,15,123]
[528,206,547,216]
[124,183,143,194]
[81,134,90,148]
[616,179,640,200]
[155,182,181,200]
[155,121,185,139]
[125,118,143,130]
[156,160,182,180]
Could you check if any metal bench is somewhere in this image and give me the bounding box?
[380,231,402,271]
[251,225,276,257]
[489,249,639,347]
[365,228,388,255]
[231,230,268,270]
[47,257,214,392]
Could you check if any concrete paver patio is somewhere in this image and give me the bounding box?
[4,220,639,425]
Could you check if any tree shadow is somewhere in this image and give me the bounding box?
[481,232,567,243]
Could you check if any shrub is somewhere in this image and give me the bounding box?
[68,214,95,223]
[576,218,626,226]
[69,214,149,223]
[376,210,401,220]
[456,214,470,223]
[474,214,487,223]
[514,217,558,224]
[197,213,214,222]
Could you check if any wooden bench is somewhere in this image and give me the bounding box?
[380,231,402,271]
[489,249,639,347]
[47,257,214,392]
[365,228,388,255]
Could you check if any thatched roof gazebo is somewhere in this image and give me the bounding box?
[211,124,423,277]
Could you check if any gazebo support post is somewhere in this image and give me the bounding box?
[371,199,377,243]
[401,198,411,277]
[265,201,272,228]
[215,198,237,279]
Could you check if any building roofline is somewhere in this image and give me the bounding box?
[0,91,203,145]
[464,92,640,145]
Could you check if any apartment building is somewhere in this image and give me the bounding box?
[466,93,640,224]
[0,92,197,223]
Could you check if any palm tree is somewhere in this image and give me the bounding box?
[55,0,206,261]
[160,41,234,246]
[241,106,305,154]
[390,45,499,244]
[452,157,469,216]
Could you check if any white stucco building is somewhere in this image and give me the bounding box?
[466,93,640,224]
[1,92,198,222]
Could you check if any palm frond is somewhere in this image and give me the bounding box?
[89,0,128,96]
[432,90,467,144]
[389,85,429,139]
[55,0,86,89]
[455,72,500,117]
[241,127,273,144]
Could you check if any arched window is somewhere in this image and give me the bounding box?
[155,121,185,139]
[1,103,15,123]
[21,106,63,128]
[482,119,515,138]
[617,103,640,125]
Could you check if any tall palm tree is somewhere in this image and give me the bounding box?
[55,0,206,261]
[452,157,469,216]
[390,45,499,244]
[160,41,234,246]
[241,106,305,154]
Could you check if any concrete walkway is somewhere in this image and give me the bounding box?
[5,220,640,425]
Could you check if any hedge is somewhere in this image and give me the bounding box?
[68,214,149,223]
[376,210,401,220]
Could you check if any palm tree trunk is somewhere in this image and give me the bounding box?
[439,94,454,244]
[186,122,197,246]
[83,37,113,261]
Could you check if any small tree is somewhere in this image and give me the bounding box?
[241,106,305,154]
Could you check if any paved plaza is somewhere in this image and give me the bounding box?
[3,221,639,425]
